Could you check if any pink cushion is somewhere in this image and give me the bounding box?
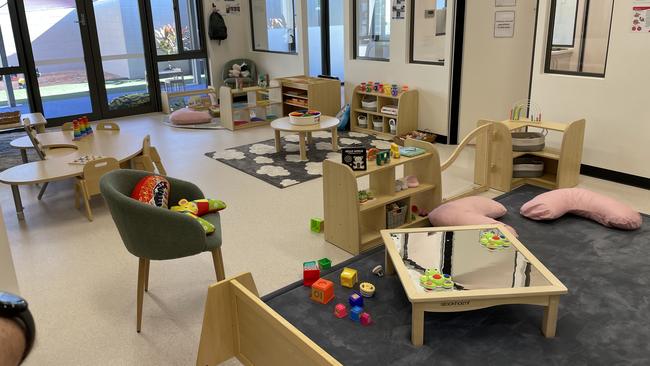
[169,108,212,125]
[428,196,518,236]
[520,188,642,230]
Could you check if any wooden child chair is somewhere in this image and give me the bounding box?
[131,135,167,175]
[97,122,120,131]
[75,157,120,221]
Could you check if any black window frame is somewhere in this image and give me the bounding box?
[353,0,390,62]
[409,0,447,66]
[249,0,298,55]
[550,0,579,48]
[544,0,614,78]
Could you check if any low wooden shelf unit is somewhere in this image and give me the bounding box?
[350,86,418,139]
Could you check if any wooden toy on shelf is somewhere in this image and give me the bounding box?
[340,267,358,288]
[323,139,442,255]
[351,83,418,138]
[310,278,335,304]
[474,119,586,192]
[303,261,320,286]
[219,82,283,131]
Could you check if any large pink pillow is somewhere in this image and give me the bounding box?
[520,188,642,230]
[428,196,518,236]
[169,108,212,125]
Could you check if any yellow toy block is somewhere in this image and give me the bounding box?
[340,267,358,288]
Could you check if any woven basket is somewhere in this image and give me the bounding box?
[386,204,408,229]
[0,111,21,126]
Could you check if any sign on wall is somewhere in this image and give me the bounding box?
[494,11,515,38]
[632,6,650,32]
[392,0,406,19]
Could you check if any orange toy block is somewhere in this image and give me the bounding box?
[310,278,335,304]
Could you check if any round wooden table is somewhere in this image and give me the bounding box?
[270,116,340,161]
[0,130,147,220]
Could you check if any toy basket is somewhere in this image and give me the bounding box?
[0,111,21,126]
[393,130,437,146]
[386,203,408,229]
[357,115,368,128]
[513,157,544,178]
[372,116,383,132]
[361,97,377,111]
[512,131,545,152]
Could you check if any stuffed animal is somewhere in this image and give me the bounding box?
[170,198,227,234]
[228,62,250,79]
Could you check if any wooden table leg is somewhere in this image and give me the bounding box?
[306,132,313,145]
[411,304,424,346]
[385,250,395,276]
[298,132,307,161]
[20,149,28,164]
[331,127,338,151]
[274,130,282,152]
[542,295,560,337]
[10,185,24,221]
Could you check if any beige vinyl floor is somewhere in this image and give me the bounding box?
[2,113,648,365]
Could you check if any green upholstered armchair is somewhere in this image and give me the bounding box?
[222,58,257,88]
[100,169,225,332]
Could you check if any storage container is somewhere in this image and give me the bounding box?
[386,203,408,229]
[513,157,544,178]
[511,131,545,152]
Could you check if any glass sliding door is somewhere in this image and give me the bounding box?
[89,0,154,115]
[22,0,96,119]
[0,0,30,114]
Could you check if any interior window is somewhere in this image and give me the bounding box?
[354,0,391,60]
[250,0,297,54]
[410,0,448,65]
[546,0,614,77]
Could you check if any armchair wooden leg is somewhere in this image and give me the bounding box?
[144,259,150,292]
[137,258,147,333]
[211,248,225,281]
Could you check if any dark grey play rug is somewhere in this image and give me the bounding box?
[204,131,394,188]
[263,185,650,365]
[0,129,40,172]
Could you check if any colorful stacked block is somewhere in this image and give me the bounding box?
[340,267,358,288]
[310,278,334,304]
[310,218,324,233]
[303,261,320,287]
[349,306,363,322]
[348,292,364,308]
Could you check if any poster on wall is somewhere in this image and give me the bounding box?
[392,0,406,19]
[632,6,650,32]
[225,1,241,15]
[496,0,516,6]
[494,11,515,38]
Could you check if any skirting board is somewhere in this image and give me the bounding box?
[580,164,650,190]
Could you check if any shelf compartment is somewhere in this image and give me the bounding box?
[284,101,309,108]
[356,90,403,99]
[360,183,435,212]
[353,108,397,119]
[283,92,308,100]
[512,147,561,160]
[352,153,433,178]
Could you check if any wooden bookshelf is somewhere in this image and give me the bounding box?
[474,119,586,191]
[219,82,283,131]
[323,139,442,255]
[350,86,418,138]
[275,75,341,117]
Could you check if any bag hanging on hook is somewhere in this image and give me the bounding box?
[209,9,228,43]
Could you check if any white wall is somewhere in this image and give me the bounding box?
[530,0,650,178]
[343,0,455,137]
[457,0,537,140]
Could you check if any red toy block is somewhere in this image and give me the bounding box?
[334,303,348,318]
[360,312,372,326]
[311,278,335,304]
[303,261,320,286]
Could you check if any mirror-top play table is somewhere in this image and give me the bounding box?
[381,224,567,346]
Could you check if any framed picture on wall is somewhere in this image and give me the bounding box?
[496,0,516,7]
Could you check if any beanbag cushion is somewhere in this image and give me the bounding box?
[520,188,642,230]
[428,196,518,236]
[169,108,212,125]
[130,175,170,208]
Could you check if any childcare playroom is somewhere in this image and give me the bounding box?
[0,0,648,365]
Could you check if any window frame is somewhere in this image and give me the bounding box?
[544,0,614,78]
[353,0,390,62]
[409,0,447,66]
[550,0,579,48]
[248,0,298,55]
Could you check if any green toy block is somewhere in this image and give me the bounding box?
[310,218,324,233]
[318,258,331,270]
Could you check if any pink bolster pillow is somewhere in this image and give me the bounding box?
[169,108,212,125]
[428,196,518,236]
[520,188,642,230]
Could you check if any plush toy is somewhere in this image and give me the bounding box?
[170,198,227,234]
[228,62,250,79]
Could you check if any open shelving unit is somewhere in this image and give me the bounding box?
[219,82,283,131]
[350,86,418,138]
[474,119,586,191]
[275,75,341,117]
[323,139,441,255]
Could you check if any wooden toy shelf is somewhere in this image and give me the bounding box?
[275,75,341,117]
[323,139,441,255]
[474,119,586,192]
[350,87,418,138]
[219,83,283,131]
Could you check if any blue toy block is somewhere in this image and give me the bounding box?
[349,306,363,322]
[348,292,364,308]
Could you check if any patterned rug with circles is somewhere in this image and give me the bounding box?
[205,131,394,188]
